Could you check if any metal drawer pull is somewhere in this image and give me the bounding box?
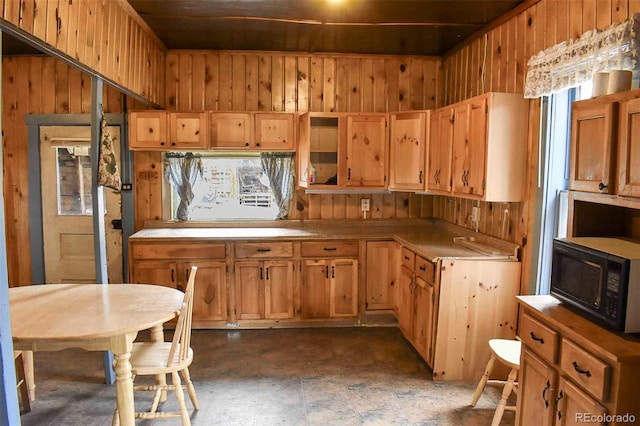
[260,267,263,280]
[419,265,426,271]
[331,266,335,278]
[530,331,545,344]
[266,267,269,280]
[256,248,271,252]
[542,380,551,408]
[555,390,564,420]
[404,256,410,260]
[323,247,337,251]
[325,266,329,278]
[572,361,592,377]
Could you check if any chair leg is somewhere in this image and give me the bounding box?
[23,351,35,402]
[111,409,120,426]
[149,387,163,413]
[180,367,199,410]
[172,371,191,426]
[491,367,518,426]
[14,352,31,414]
[471,354,495,407]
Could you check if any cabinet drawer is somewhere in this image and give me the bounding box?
[131,243,226,260]
[519,313,558,365]
[415,256,435,284]
[560,338,611,401]
[235,242,293,258]
[300,241,359,257]
[400,248,415,271]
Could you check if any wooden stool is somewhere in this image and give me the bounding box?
[14,351,31,414]
[470,339,521,426]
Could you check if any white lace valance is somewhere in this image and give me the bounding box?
[524,15,640,98]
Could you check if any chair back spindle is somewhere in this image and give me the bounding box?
[167,266,197,368]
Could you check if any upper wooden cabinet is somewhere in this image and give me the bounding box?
[617,98,640,197]
[169,112,208,150]
[129,111,169,150]
[426,93,528,201]
[570,100,618,194]
[428,107,454,193]
[210,112,294,151]
[389,111,428,191]
[297,112,388,190]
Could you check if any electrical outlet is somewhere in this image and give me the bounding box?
[361,198,370,212]
[471,206,481,222]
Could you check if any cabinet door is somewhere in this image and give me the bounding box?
[389,112,426,191]
[555,377,607,426]
[465,96,487,197]
[169,112,208,150]
[255,113,295,150]
[300,260,331,318]
[184,261,227,322]
[210,112,253,149]
[330,259,358,317]
[365,241,396,310]
[397,265,414,337]
[234,261,265,320]
[264,260,294,319]
[345,115,388,188]
[451,103,469,194]
[570,101,617,193]
[413,277,435,365]
[297,113,311,187]
[517,349,557,426]
[129,111,168,150]
[130,260,177,288]
[618,98,640,197]
[428,108,453,193]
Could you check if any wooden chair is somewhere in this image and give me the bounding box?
[113,266,199,426]
[470,339,521,426]
[14,351,31,414]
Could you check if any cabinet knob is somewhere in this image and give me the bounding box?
[245,142,250,147]
[598,182,607,191]
[419,170,423,183]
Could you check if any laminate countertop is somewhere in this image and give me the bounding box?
[130,220,520,262]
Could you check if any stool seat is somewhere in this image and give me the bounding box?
[471,339,521,426]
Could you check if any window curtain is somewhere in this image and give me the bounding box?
[97,116,121,190]
[164,153,203,221]
[525,15,640,98]
[260,152,295,219]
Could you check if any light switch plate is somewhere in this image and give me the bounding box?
[471,206,481,222]
[361,198,371,212]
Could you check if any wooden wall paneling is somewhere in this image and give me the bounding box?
[116,5,127,85]
[373,58,387,112]
[284,56,297,112]
[178,53,192,111]
[192,53,206,111]
[205,54,219,111]
[397,59,410,111]
[258,54,272,111]
[507,16,517,93]
[94,0,106,72]
[345,194,360,219]
[409,59,424,110]
[232,54,246,111]
[68,66,83,112]
[382,194,396,219]
[557,0,572,44]
[218,54,233,111]
[335,58,348,112]
[583,0,597,31]
[33,0,47,41]
[569,0,584,40]
[424,60,437,109]
[297,57,310,113]
[499,24,509,92]
[544,0,557,48]
[515,11,526,93]
[348,58,362,112]
[244,55,258,111]
[468,40,479,98]
[323,57,336,112]
[612,0,628,21]
[361,58,374,112]
[331,194,346,218]
[597,0,613,29]
[309,57,323,112]
[54,59,69,113]
[20,0,35,33]
[307,195,320,219]
[45,0,58,47]
[271,56,284,111]
[385,59,399,112]
[165,52,178,109]
[631,1,640,15]
[104,0,116,80]
[396,193,409,218]
[3,0,19,24]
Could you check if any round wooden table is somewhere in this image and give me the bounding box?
[10,283,184,426]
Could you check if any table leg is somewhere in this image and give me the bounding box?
[150,324,168,402]
[111,333,136,426]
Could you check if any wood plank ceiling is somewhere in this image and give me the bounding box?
[128,0,525,56]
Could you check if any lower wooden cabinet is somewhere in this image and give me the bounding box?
[300,258,358,318]
[365,241,396,310]
[397,264,414,337]
[234,260,294,320]
[412,277,435,364]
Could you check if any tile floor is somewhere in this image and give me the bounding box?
[19,327,515,426]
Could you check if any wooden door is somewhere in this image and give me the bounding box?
[330,259,358,317]
[555,377,607,426]
[41,126,123,284]
[618,98,640,197]
[254,113,295,150]
[169,112,208,150]
[570,101,617,194]
[413,277,435,365]
[365,241,396,310]
[184,261,227,322]
[297,113,311,187]
[451,102,469,194]
[210,112,253,149]
[398,265,414,337]
[130,260,177,289]
[516,349,557,426]
[345,115,388,188]
[264,260,294,319]
[389,111,426,191]
[428,108,454,193]
[234,261,265,320]
[129,110,168,150]
[300,260,330,318]
[466,96,488,197]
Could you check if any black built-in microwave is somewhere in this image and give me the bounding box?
[550,237,640,333]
